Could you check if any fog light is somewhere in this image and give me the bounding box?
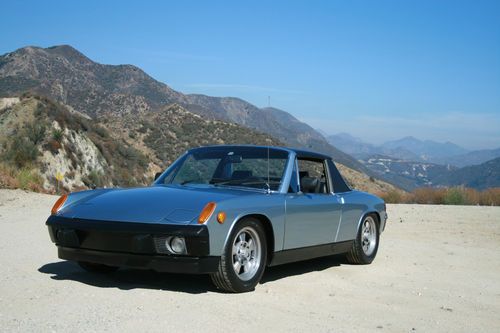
[168,236,186,254]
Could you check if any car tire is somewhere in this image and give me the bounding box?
[346,214,380,265]
[78,261,119,273]
[210,218,267,293]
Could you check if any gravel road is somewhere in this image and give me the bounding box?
[0,189,499,332]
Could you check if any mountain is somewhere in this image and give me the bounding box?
[0,95,398,194]
[361,155,457,191]
[432,157,500,190]
[327,133,379,158]
[361,153,500,191]
[327,133,426,161]
[434,148,500,168]
[0,45,372,177]
[0,45,186,117]
[380,136,468,161]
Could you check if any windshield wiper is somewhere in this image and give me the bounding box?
[179,179,201,185]
[211,179,281,189]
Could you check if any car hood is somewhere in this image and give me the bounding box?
[59,185,256,224]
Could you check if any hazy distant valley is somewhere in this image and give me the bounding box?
[326,133,500,191]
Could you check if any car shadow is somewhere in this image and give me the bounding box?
[261,254,344,284]
[38,261,215,294]
[38,255,344,293]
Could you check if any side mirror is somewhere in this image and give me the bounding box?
[154,172,162,181]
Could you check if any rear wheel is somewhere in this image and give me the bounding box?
[210,218,267,293]
[346,214,379,264]
[78,261,119,273]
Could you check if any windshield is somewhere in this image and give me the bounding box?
[159,147,289,191]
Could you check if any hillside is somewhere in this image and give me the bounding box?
[380,136,468,161]
[432,157,500,190]
[361,155,457,191]
[434,148,500,168]
[0,95,397,193]
[0,45,372,177]
[0,95,278,191]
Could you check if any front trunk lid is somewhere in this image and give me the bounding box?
[59,185,250,224]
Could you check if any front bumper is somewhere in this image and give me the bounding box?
[46,215,219,274]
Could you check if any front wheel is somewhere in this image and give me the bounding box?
[210,218,267,293]
[346,214,380,264]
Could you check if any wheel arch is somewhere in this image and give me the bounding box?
[231,213,275,266]
[356,211,381,233]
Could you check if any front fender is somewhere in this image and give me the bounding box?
[204,194,286,256]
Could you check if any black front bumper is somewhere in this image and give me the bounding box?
[46,215,219,274]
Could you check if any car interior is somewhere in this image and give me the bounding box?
[298,168,328,194]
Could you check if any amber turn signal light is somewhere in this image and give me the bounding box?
[216,211,226,224]
[198,202,216,224]
[51,194,68,215]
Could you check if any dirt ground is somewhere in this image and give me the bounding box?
[0,189,499,332]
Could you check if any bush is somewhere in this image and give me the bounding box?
[52,129,64,142]
[479,188,500,206]
[82,170,104,188]
[380,186,500,206]
[0,163,44,191]
[5,137,38,167]
[16,168,44,191]
[443,187,466,205]
[412,187,446,205]
[379,190,404,204]
[26,123,46,145]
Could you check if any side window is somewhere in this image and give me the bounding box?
[297,159,329,194]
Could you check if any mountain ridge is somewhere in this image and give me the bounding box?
[0,44,372,176]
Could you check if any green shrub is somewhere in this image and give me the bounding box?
[16,168,44,191]
[5,137,38,167]
[82,170,104,188]
[52,129,64,142]
[26,123,46,145]
[443,187,466,205]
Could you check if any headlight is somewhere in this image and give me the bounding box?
[168,236,186,254]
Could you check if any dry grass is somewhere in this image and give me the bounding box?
[0,163,45,192]
[378,187,500,206]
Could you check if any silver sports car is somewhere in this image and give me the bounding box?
[47,145,387,293]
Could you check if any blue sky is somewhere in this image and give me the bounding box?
[1,0,499,149]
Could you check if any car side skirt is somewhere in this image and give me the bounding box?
[269,240,353,266]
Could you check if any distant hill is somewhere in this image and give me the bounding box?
[327,132,500,169]
[431,157,500,190]
[327,133,380,159]
[380,136,469,161]
[0,45,372,177]
[434,148,500,168]
[327,133,430,161]
[360,155,457,191]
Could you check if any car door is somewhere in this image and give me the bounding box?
[283,157,342,249]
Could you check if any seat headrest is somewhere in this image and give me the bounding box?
[300,176,319,193]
